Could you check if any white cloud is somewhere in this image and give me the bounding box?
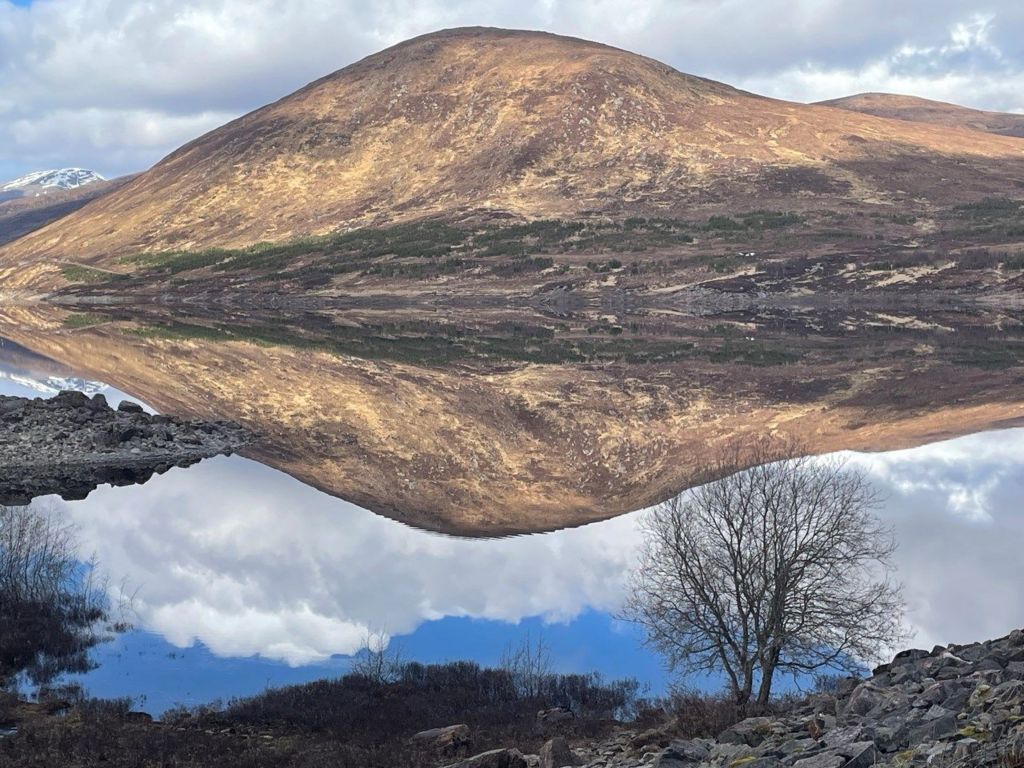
[739,12,1024,110]
[3,0,1024,180]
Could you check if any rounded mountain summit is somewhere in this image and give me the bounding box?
[5,27,1024,265]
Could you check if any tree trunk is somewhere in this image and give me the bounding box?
[734,686,752,713]
[731,663,755,713]
[756,647,780,705]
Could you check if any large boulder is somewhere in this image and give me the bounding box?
[52,390,93,409]
[411,723,471,754]
[913,680,970,711]
[843,682,889,718]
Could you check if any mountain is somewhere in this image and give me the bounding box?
[818,92,1024,137]
[0,174,132,247]
[0,339,110,398]
[3,27,1023,273]
[0,168,106,200]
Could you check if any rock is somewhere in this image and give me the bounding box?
[52,390,92,409]
[653,739,710,766]
[790,742,876,768]
[539,737,575,768]
[719,716,774,747]
[117,400,145,413]
[445,748,528,768]
[115,424,142,443]
[792,753,844,768]
[411,724,471,754]
[892,649,930,666]
[820,725,873,749]
[630,728,672,751]
[969,683,994,709]
[843,682,888,717]
[841,741,878,767]
[924,741,955,764]
[537,707,576,731]
[778,737,819,756]
[0,392,252,505]
[0,397,27,416]
[989,680,1024,708]
[914,681,970,711]
[622,628,1024,768]
[953,737,981,761]
[706,741,755,764]
[975,657,1005,673]
[908,710,958,743]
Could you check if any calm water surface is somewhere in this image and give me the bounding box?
[2,333,1023,715]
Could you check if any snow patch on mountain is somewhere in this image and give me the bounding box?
[0,371,110,398]
[1,168,106,193]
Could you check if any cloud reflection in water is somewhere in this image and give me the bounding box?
[38,428,1024,669]
[48,457,641,665]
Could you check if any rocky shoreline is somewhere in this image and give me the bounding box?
[445,629,1024,768]
[0,390,252,505]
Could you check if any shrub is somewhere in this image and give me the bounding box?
[706,216,745,232]
[221,659,641,743]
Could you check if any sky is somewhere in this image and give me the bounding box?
[2,0,1024,181]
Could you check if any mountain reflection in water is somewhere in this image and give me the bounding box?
[2,299,1023,535]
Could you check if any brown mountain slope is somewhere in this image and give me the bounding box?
[818,92,1024,137]
[3,27,1024,273]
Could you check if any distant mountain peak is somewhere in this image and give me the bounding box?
[1,168,106,193]
[818,93,1024,138]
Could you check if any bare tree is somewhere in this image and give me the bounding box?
[625,441,906,708]
[500,631,553,698]
[350,630,405,684]
[0,504,111,690]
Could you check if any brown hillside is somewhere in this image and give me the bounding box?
[3,27,1024,273]
[819,92,1024,137]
